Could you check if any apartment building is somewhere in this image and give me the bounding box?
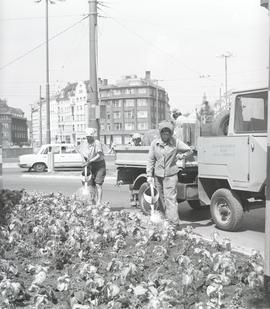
[99,71,170,144]
[31,72,170,146]
[0,99,28,147]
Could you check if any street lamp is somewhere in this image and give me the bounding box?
[219,52,233,105]
[35,0,64,144]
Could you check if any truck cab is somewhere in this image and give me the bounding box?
[198,88,267,230]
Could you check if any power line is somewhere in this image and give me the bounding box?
[109,16,201,76]
[0,14,88,21]
[0,15,89,71]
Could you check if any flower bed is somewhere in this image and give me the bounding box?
[0,190,268,308]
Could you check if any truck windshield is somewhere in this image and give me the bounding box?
[234,91,267,133]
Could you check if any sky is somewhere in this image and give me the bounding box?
[0,0,269,119]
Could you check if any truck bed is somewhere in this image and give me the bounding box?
[115,145,198,169]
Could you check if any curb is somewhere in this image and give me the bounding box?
[194,234,259,257]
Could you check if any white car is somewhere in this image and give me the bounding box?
[19,143,84,172]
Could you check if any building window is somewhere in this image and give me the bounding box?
[100,91,108,97]
[124,88,136,94]
[124,111,134,119]
[114,123,122,130]
[125,122,134,130]
[113,135,122,144]
[138,122,148,130]
[125,99,134,107]
[113,111,121,119]
[112,100,121,108]
[138,88,147,94]
[107,123,111,131]
[137,98,147,107]
[113,89,121,96]
[107,113,111,120]
[137,111,148,118]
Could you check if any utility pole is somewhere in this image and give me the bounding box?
[39,85,43,146]
[88,0,100,139]
[35,0,65,143]
[219,52,232,105]
[45,0,51,143]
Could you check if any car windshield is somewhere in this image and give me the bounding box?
[234,91,267,133]
[40,145,61,154]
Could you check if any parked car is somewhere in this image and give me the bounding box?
[19,143,84,172]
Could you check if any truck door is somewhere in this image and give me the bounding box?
[199,136,250,185]
[233,91,267,192]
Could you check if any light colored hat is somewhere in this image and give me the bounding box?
[132,133,141,139]
[158,121,174,133]
[85,127,96,137]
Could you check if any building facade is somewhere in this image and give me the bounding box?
[31,72,170,146]
[0,99,28,147]
[99,71,170,145]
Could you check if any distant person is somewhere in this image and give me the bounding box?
[171,108,182,121]
[79,128,106,205]
[197,101,214,124]
[147,121,193,227]
[130,133,142,146]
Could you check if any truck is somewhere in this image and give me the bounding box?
[115,87,267,231]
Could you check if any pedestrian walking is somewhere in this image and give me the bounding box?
[146,121,193,226]
[79,128,106,205]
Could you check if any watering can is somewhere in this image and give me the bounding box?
[143,183,159,205]
[143,183,160,220]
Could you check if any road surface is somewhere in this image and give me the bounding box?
[3,165,266,256]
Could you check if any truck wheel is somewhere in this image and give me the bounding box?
[210,188,243,231]
[211,110,230,136]
[33,162,47,173]
[138,182,158,215]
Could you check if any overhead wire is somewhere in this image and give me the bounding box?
[98,5,266,87]
[0,14,89,71]
[0,14,88,21]
[107,15,202,76]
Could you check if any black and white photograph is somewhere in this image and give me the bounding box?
[0,0,270,308]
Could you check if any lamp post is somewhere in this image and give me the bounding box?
[35,0,64,144]
[219,52,233,105]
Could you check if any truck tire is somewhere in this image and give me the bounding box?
[138,182,159,215]
[33,162,47,172]
[211,110,230,136]
[210,188,243,231]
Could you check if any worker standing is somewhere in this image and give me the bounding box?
[79,128,106,205]
[146,121,193,226]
